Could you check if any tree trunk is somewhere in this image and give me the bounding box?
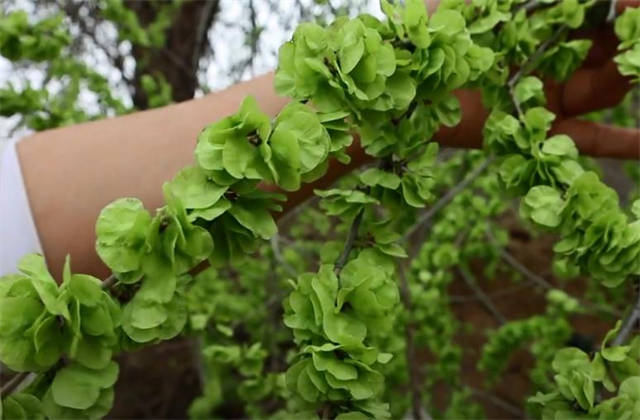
[127,0,220,108]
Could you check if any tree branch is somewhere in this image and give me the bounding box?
[0,372,31,398]
[404,158,493,241]
[102,273,117,290]
[469,387,525,418]
[458,264,507,325]
[334,207,364,276]
[270,235,298,278]
[486,230,623,317]
[507,24,567,115]
[397,263,430,420]
[507,25,568,90]
[192,0,218,72]
[613,280,640,346]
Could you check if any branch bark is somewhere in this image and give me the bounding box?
[613,281,640,346]
[458,264,507,325]
[486,230,623,318]
[404,158,493,241]
[397,263,428,420]
[334,207,364,276]
[126,0,221,108]
[0,372,30,398]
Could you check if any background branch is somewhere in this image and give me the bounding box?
[613,280,640,345]
[458,264,507,325]
[404,158,493,241]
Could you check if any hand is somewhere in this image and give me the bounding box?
[428,0,640,159]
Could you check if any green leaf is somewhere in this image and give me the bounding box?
[68,274,102,307]
[542,135,578,158]
[514,76,544,105]
[601,320,631,362]
[619,376,640,400]
[223,135,257,179]
[51,362,118,410]
[376,242,407,258]
[615,7,640,48]
[18,254,69,319]
[297,364,320,402]
[34,315,69,363]
[339,37,365,74]
[228,199,277,239]
[169,166,227,209]
[128,298,167,329]
[311,350,358,380]
[428,9,465,37]
[359,168,401,189]
[523,107,555,132]
[95,198,151,274]
[73,336,112,369]
[0,295,42,336]
[522,186,565,227]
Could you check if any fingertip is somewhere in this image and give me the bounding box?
[563,61,632,117]
[616,0,640,14]
[551,119,640,159]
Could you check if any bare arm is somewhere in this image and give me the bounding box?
[17,74,288,278]
[16,50,640,279]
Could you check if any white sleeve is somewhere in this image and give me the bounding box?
[0,139,43,277]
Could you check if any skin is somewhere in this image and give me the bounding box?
[16,1,640,280]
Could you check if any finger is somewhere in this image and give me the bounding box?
[435,89,487,149]
[551,118,640,159]
[425,0,439,14]
[565,0,639,68]
[561,60,632,117]
[617,0,640,14]
[572,26,620,68]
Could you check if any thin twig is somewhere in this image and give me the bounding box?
[497,247,553,289]
[612,281,640,346]
[458,265,507,325]
[469,387,526,418]
[450,278,538,303]
[0,371,30,397]
[102,273,117,290]
[397,264,427,420]
[334,157,394,274]
[507,25,567,115]
[404,158,493,240]
[320,403,331,420]
[334,207,364,276]
[519,0,559,15]
[265,238,286,373]
[271,235,297,278]
[486,231,623,317]
[191,337,207,388]
[507,25,568,90]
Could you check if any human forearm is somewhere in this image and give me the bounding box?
[17,73,289,278]
[15,68,639,280]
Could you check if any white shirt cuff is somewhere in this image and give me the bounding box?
[0,139,43,277]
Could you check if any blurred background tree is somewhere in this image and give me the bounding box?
[0,0,367,137]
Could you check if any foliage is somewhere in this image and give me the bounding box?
[529,323,640,419]
[0,9,129,132]
[1,1,640,419]
[614,7,640,82]
[479,290,579,387]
